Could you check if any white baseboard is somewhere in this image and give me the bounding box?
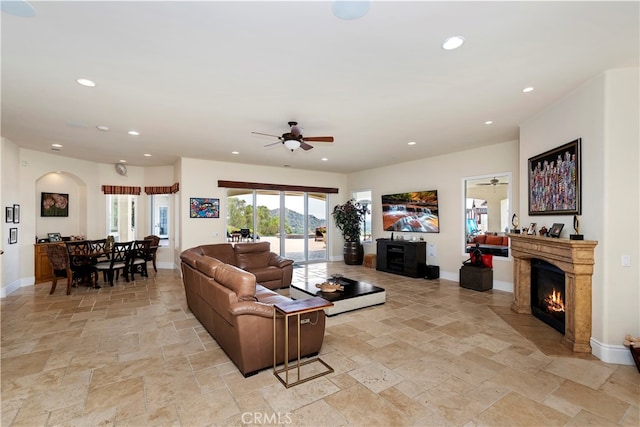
[591,337,635,366]
[1,277,34,298]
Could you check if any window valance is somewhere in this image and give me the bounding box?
[145,183,180,195]
[101,185,141,195]
[217,180,338,194]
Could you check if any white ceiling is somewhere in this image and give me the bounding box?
[2,1,638,174]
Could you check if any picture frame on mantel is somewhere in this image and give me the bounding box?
[528,138,581,216]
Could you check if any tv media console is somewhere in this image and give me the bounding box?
[375,238,426,278]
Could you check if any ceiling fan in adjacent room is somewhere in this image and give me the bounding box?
[251,121,334,151]
[477,177,508,186]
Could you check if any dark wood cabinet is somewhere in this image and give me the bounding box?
[376,239,426,278]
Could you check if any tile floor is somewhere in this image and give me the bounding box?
[1,263,638,426]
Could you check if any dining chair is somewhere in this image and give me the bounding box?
[240,228,251,242]
[129,239,152,280]
[64,240,98,288]
[95,241,132,286]
[143,235,160,272]
[44,244,74,295]
[90,239,109,262]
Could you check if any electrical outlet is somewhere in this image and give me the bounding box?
[622,255,631,267]
[300,318,310,325]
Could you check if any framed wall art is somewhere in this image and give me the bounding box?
[5,207,13,223]
[190,197,220,218]
[528,138,581,215]
[13,204,20,223]
[41,193,69,217]
[9,227,17,244]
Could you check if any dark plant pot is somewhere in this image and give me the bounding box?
[343,242,364,265]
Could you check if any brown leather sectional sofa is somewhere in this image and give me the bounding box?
[185,241,293,290]
[180,244,326,377]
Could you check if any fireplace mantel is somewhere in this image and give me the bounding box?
[509,234,598,353]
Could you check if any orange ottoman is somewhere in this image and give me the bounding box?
[364,254,376,268]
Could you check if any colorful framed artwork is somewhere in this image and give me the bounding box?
[41,193,69,217]
[190,197,220,218]
[528,138,581,216]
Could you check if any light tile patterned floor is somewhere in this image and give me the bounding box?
[1,263,638,426]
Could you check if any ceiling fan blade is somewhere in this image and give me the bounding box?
[264,141,282,148]
[299,141,314,151]
[252,131,281,138]
[302,136,334,143]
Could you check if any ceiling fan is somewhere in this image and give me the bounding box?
[251,121,334,152]
[477,177,508,186]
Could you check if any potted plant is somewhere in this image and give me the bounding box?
[332,199,367,265]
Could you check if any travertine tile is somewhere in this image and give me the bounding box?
[1,267,635,427]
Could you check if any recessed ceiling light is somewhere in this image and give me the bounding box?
[332,0,370,20]
[0,0,36,17]
[76,78,96,87]
[51,143,63,148]
[143,153,152,157]
[96,125,109,131]
[442,36,465,50]
[128,130,140,136]
[485,120,493,125]
[232,151,239,155]
[119,159,127,163]
[522,86,534,93]
[408,141,416,146]
[321,157,328,161]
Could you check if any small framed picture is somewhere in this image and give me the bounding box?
[5,207,13,223]
[9,227,17,244]
[527,223,537,235]
[13,204,20,224]
[549,223,564,238]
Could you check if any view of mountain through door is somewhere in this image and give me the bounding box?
[226,189,328,263]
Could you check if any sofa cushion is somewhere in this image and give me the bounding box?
[199,243,235,265]
[250,266,283,283]
[214,263,257,301]
[234,242,272,269]
[195,257,225,278]
[485,235,504,245]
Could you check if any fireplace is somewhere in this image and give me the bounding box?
[509,234,597,353]
[531,259,565,334]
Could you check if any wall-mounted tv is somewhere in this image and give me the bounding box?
[381,190,439,233]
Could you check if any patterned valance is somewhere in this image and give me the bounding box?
[144,183,180,194]
[101,185,141,195]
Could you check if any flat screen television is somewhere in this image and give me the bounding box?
[381,190,439,233]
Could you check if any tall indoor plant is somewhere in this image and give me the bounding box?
[332,199,367,265]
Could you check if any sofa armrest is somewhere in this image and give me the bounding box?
[268,253,294,268]
[229,301,274,318]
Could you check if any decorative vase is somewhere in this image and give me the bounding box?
[343,242,364,265]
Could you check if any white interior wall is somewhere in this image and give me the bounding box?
[347,139,520,289]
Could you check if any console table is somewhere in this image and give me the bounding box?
[375,239,426,278]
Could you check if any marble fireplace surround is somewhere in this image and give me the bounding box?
[509,234,598,353]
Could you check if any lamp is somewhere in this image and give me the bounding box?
[284,139,300,151]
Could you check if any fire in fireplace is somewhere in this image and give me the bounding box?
[530,259,566,333]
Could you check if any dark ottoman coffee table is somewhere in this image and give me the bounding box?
[289,276,386,316]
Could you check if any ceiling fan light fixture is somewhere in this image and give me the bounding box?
[284,139,300,151]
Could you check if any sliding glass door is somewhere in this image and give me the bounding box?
[226,189,327,263]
